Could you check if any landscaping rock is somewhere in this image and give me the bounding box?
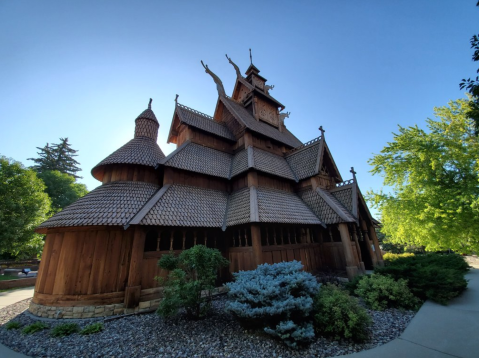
[0,297,415,358]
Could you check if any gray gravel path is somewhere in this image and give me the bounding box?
[0,297,415,358]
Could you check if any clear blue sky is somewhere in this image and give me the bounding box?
[1,1,477,209]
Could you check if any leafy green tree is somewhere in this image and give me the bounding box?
[28,138,82,178]
[37,170,88,213]
[459,2,479,134]
[368,98,479,253]
[0,156,51,258]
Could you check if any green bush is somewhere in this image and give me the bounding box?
[376,253,469,304]
[314,284,371,342]
[50,323,79,337]
[156,245,229,319]
[5,321,22,330]
[383,252,415,261]
[80,322,103,335]
[344,274,370,295]
[22,322,49,334]
[355,274,420,311]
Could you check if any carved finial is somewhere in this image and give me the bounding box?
[148,98,152,109]
[226,54,243,78]
[175,94,179,104]
[279,111,290,122]
[350,167,357,180]
[264,84,274,94]
[249,48,253,65]
[319,126,325,136]
[200,60,226,97]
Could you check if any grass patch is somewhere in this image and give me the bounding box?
[22,322,48,334]
[5,321,22,330]
[80,322,104,335]
[51,323,79,337]
[0,275,20,281]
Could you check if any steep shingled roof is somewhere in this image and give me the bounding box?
[256,187,323,225]
[93,137,165,170]
[138,184,228,227]
[286,139,321,180]
[37,181,160,229]
[176,103,235,141]
[136,107,159,124]
[220,97,302,148]
[161,142,232,179]
[300,188,356,224]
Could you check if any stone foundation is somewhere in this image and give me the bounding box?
[29,298,162,319]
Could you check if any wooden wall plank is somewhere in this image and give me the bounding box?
[77,231,97,294]
[52,231,81,295]
[43,233,64,294]
[116,230,133,292]
[87,231,108,294]
[35,233,55,293]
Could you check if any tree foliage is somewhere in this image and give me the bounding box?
[37,170,88,213]
[459,2,479,134]
[0,156,51,257]
[28,138,82,178]
[368,98,479,253]
[156,245,229,319]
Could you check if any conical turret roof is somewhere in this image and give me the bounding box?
[91,100,165,181]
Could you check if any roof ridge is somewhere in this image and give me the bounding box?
[160,140,192,164]
[177,102,215,120]
[286,136,322,156]
[124,184,171,229]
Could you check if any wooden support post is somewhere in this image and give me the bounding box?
[361,220,378,267]
[182,231,186,250]
[351,225,365,274]
[194,231,197,246]
[265,230,269,246]
[125,227,145,308]
[368,225,384,267]
[156,235,161,252]
[338,223,359,280]
[169,231,174,251]
[251,224,263,266]
[204,231,208,247]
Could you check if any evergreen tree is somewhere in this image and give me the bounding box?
[29,137,82,178]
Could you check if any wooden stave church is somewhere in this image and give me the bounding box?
[31,56,383,318]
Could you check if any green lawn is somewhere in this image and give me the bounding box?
[0,274,20,281]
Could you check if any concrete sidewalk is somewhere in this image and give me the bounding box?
[1,270,478,358]
[338,268,479,358]
[0,286,34,357]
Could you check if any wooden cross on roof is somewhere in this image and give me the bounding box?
[319,126,325,137]
[350,167,357,181]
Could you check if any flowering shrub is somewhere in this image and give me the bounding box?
[383,252,415,261]
[226,261,320,348]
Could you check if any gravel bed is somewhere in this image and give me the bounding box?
[0,297,415,358]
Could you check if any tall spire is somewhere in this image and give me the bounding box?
[249,48,253,65]
[134,98,159,140]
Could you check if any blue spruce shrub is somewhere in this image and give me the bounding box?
[226,261,320,348]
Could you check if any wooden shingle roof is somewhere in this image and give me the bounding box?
[286,138,321,180]
[136,107,159,124]
[137,184,228,227]
[256,187,323,225]
[300,188,356,224]
[176,103,235,141]
[91,137,165,179]
[252,147,296,181]
[161,142,232,179]
[220,97,302,148]
[37,181,160,229]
